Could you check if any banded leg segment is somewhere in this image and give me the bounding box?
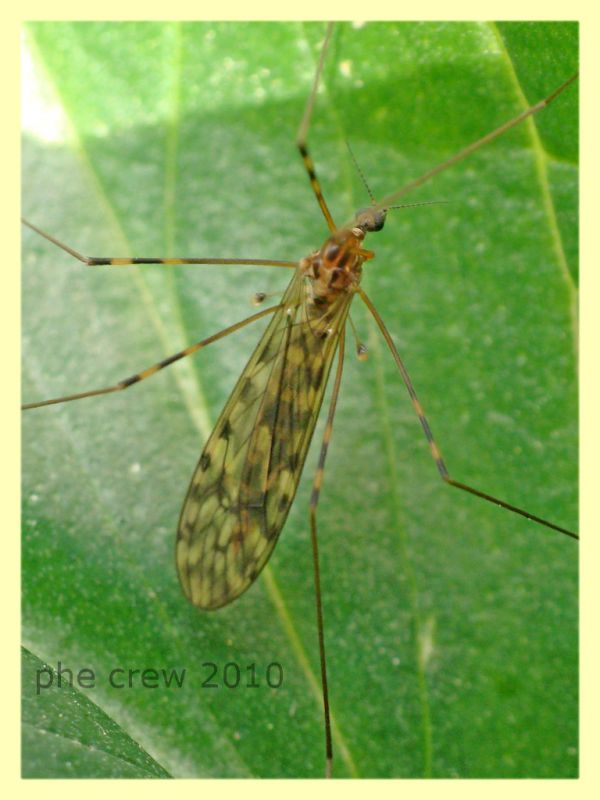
[22,218,296,269]
[359,288,578,541]
[309,328,346,778]
[296,23,337,233]
[22,305,281,410]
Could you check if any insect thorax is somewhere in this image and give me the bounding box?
[300,226,370,305]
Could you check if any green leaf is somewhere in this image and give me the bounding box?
[22,22,577,778]
[21,647,171,778]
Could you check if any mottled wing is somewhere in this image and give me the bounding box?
[176,271,352,609]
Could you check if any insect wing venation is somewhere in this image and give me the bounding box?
[176,269,352,609]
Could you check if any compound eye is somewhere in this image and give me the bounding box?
[355,207,387,232]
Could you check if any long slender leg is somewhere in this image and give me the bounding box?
[359,287,578,540]
[374,73,578,209]
[309,328,346,778]
[22,305,281,410]
[296,23,337,233]
[22,218,296,269]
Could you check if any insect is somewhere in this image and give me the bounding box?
[22,22,578,778]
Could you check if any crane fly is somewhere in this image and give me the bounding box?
[22,22,578,778]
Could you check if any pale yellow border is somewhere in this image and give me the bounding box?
[7,1,598,798]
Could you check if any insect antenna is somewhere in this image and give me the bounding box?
[345,138,377,205]
[346,140,450,214]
